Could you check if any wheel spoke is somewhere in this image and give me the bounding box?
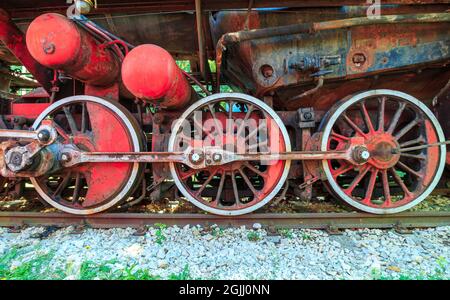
[228,100,234,119]
[396,161,421,178]
[248,140,268,151]
[343,113,367,138]
[378,96,386,132]
[394,118,419,140]
[399,136,425,148]
[63,106,78,134]
[81,102,88,133]
[52,121,70,141]
[360,101,375,133]
[72,173,81,203]
[207,104,224,136]
[245,122,266,143]
[236,104,254,137]
[381,170,391,206]
[52,172,72,197]
[194,169,217,196]
[331,163,354,179]
[344,165,370,195]
[331,131,350,142]
[192,114,214,141]
[231,171,241,205]
[244,162,266,177]
[238,168,259,197]
[362,168,378,204]
[387,102,406,134]
[389,167,412,198]
[214,172,226,203]
[181,168,198,180]
[400,153,426,160]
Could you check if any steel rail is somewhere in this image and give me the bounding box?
[0,211,449,230]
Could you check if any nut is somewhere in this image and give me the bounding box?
[260,64,274,78]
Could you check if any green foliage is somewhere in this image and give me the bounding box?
[301,233,313,240]
[154,223,167,245]
[0,248,64,280]
[167,264,192,280]
[208,60,216,73]
[211,227,225,237]
[0,247,198,280]
[80,260,161,280]
[278,229,293,239]
[176,60,191,72]
[247,231,261,242]
[370,257,449,280]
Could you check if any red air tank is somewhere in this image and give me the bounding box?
[121,44,192,109]
[26,13,119,86]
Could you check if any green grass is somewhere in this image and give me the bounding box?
[0,247,195,280]
[370,257,449,280]
[301,233,313,241]
[154,223,167,245]
[278,229,293,239]
[0,247,65,280]
[247,231,261,242]
[211,227,225,237]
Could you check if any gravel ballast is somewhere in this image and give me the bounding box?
[0,225,449,280]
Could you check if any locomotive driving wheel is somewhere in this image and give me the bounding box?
[169,93,291,216]
[30,96,144,215]
[321,89,446,214]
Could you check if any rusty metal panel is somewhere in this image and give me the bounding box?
[211,9,450,102]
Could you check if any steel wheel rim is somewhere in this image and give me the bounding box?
[321,89,446,214]
[30,96,143,215]
[169,93,291,216]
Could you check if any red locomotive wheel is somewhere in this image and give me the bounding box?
[320,90,446,214]
[30,96,144,215]
[169,93,291,216]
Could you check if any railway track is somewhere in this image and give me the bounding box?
[1,211,449,230]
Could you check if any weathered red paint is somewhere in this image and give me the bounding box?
[20,87,50,99]
[26,13,119,86]
[121,44,192,109]
[10,103,51,119]
[0,9,52,92]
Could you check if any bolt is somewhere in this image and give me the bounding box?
[212,153,222,162]
[352,53,366,66]
[9,152,22,166]
[303,112,313,120]
[37,129,51,143]
[352,146,370,163]
[191,153,200,162]
[43,43,55,54]
[61,153,71,162]
[360,150,370,160]
[153,113,164,124]
[260,64,274,78]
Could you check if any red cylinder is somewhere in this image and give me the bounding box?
[26,13,119,86]
[121,44,192,109]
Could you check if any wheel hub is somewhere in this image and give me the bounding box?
[366,133,400,169]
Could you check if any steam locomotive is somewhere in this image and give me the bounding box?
[0,0,449,215]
